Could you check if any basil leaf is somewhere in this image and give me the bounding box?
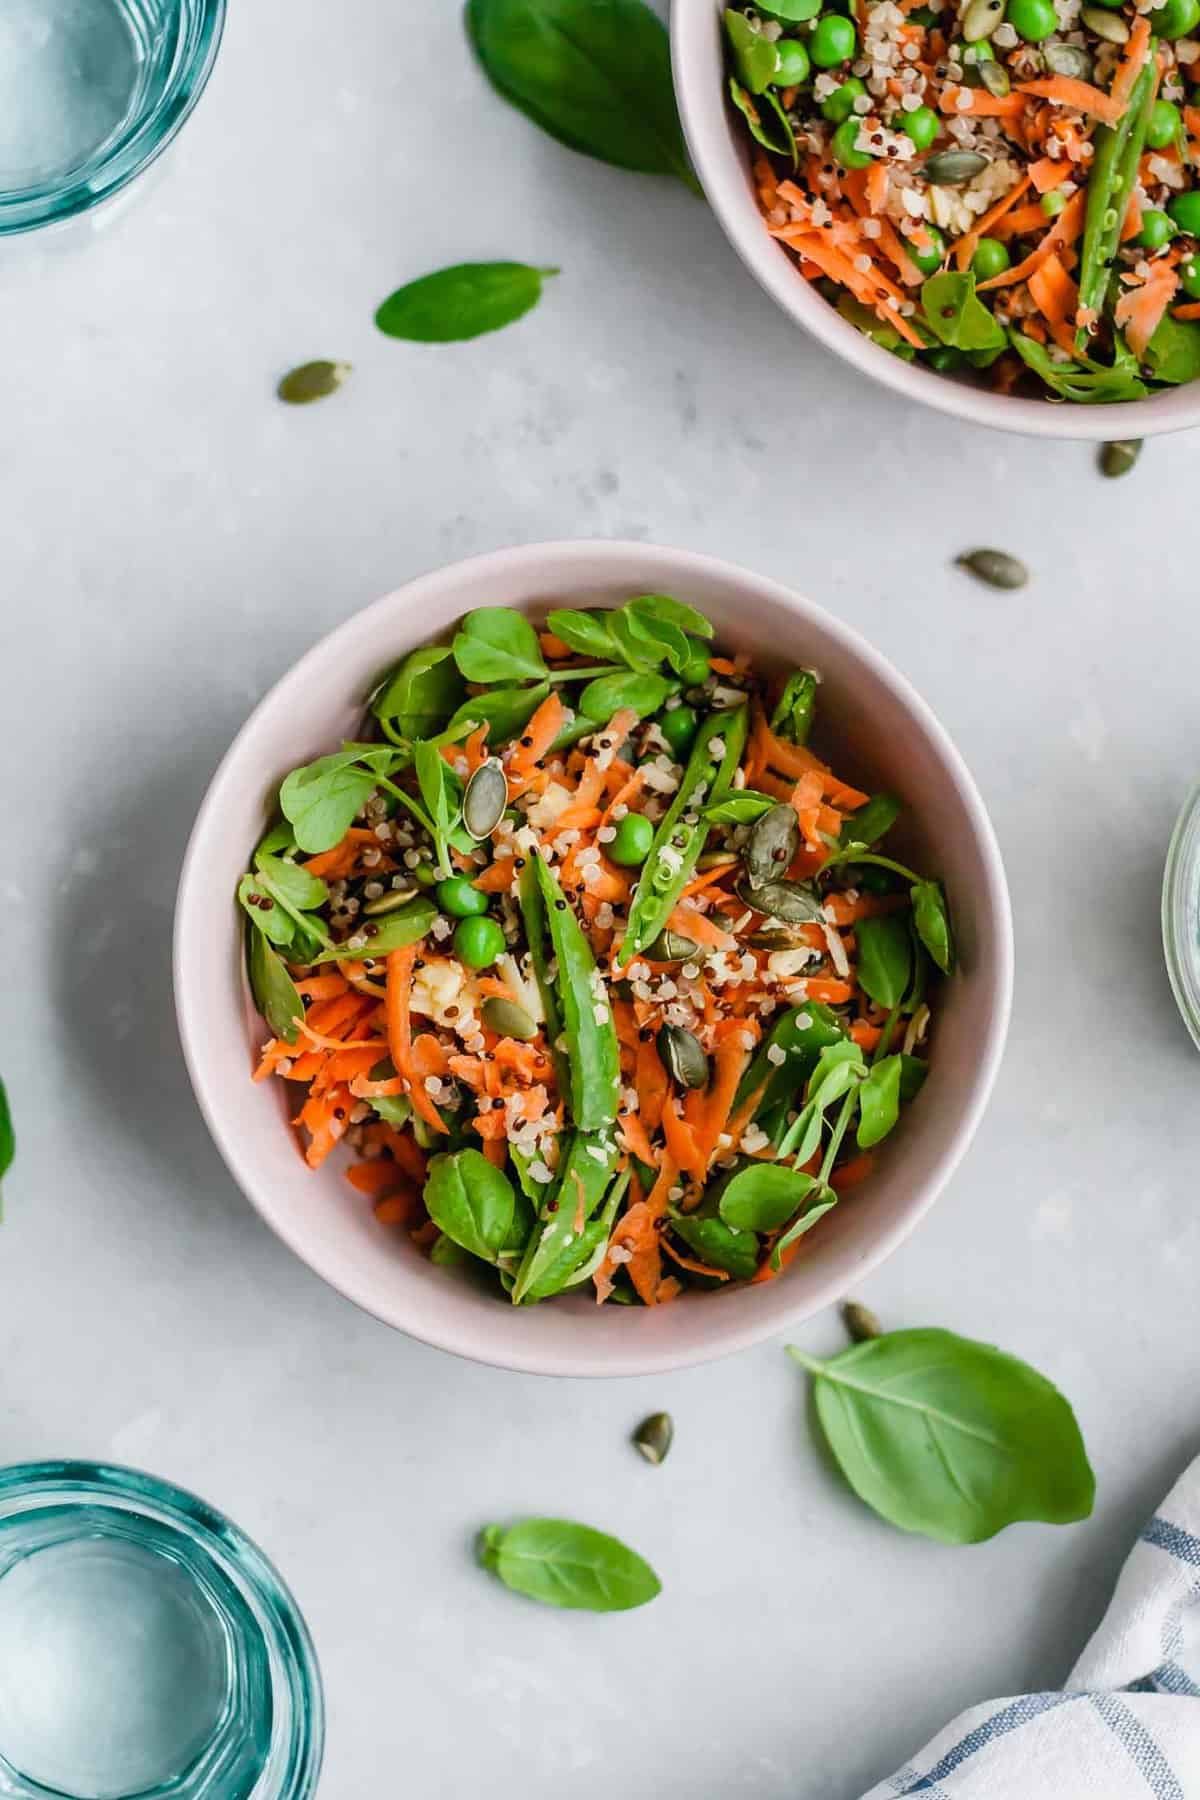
[375,262,557,343]
[478,1517,661,1611]
[899,1053,928,1103]
[787,1329,1096,1543]
[248,930,304,1043]
[607,605,665,673]
[313,897,437,962]
[0,1077,14,1190]
[856,1054,902,1149]
[839,793,901,850]
[1144,313,1200,385]
[448,680,551,747]
[671,1215,759,1279]
[253,852,328,913]
[372,644,465,739]
[279,747,397,854]
[580,670,672,719]
[238,874,298,948]
[618,605,691,675]
[769,1187,837,1267]
[724,8,779,90]
[544,608,615,660]
[255,822,296,858]
[911,879,953,973]
[719,1164,817,1232]
[466,0,696,190]
[1008,329,1148,403]
[453,607,548,684]
[628,594,714,639]
[728,76,797,164]
[703,791,776,825]
[424,1148,516,1262]
[920,272,1006,353]
[855,914,913,1010]
[769,670,818,746]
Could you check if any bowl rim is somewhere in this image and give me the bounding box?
[1162,778,1200,1053]
[173,539,1014,1377]
[669,0,1200,442]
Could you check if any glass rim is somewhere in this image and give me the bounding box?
[0,1459,324,1800]
[0,0,227,237]
[1161,780,1200,1054]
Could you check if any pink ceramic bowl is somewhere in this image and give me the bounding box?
[671,0,1200,440]
[174,541,1012,1377]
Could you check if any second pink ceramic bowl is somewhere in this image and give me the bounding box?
[174,541,1012,1377]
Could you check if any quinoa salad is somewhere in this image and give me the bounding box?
[724,0,1200,400]
[238,596,953,1307]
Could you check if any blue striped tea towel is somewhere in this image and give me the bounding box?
[863,1457,1200,1798]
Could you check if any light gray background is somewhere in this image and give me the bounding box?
[3,3,1199,1796]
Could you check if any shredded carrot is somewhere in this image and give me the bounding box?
[1016,77,1125,126]
[507,693,565,784]
[1115,263,1179,358]
[386,945,446,1135]
[1111,14,1152,112]
[1029,155,1069,193]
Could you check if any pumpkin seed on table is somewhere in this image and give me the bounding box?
[632,1412,674,1466]
[924,149,989,185]
[1100,438,1142,478]
[658,1024,709,1089]
[841,1299,882,1342]
[463,757,508,839]
[954,548,1029,590]
[480,995,539,1041]
[276,360,351,405]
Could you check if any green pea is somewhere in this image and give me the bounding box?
[832,115,874,167]
[453,914,506,970]
[1153,0,1200,33]
[658,703,700,756]
[774,37,811,82]
[971,236,1011,279]
[1168,190,1200,234]
[1007,0,1057,38]
[1137,208,1176,249]
[608,813,655,867]
[904,104,940,150]
[1040,189,1068,218]
[679,646,712,686]
[436,875,489,918]
[1147,99,1182,148]
[820,74,867,121]
[906,221,946,274]
[811,14,858,65]
[1181,254,1200,298]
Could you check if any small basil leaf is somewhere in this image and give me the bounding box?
[839,793,901,850]
[373,644,465,740]
[477,1517,661,1611]
[855,914,914,1010]
[911,880,954,974]
[671,1215,759,1280]
[248,930,304,1043]
[787,1329,1096,1543]
[253,852,329,913]
[375,262,557,343]
[920,272,1006,353]
[856,1055,903,1149]
[628,594,715,639]
[579,670,673,719]
[448,681,552,747]
[544,609,615,660]
[719,1164,817,1232]
[238,874,298,948]
[279,747,396,854]
[0,1077,14,1187]
[453,608,548,684]
[424,1148,516,1262]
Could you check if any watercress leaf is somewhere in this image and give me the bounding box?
[627,594,715,640]
[724,7,780,90]
[237,874,298,948]
[719,1164,817,1232]
[375,262,557,343]
[703,791,778,825]
[607,605,666,673]
[898,1054,928,1103]
[805,1040,866,1111]
[769,1187,838,1267]
[671,1215,760,1280]
[253,852,328,913]
[0,1077,13,1185]
[453,608,548,684]
[778,1098,823,1168]
[787,1329,1096,1543]
[314,897,437,962]
[544,609,615,660]
[911,879,954,974]
[1008,329,1148,403]
[728,76,797,164]
[920,272,1006,353]
[448,680,551,747]
[255,822,296,858]
[839,793,901,850]
[372,644,465,739]
[855,914,914,1010]
[248,930,304,1043]
[465,0,695,189]
[580,670,673,719]
[477,1517,661,1611]
[424,1148,516,1262]
[1144,313,1200,386]
[279,751,391,855]
[856,1055,903,1149]
[619,607,691,675]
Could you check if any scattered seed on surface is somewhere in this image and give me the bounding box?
[1099,438,1142,479]
[276,359,352,404]
[841,1300,882,1342]
[633,1412,674,1466]
[954,548,1029,590]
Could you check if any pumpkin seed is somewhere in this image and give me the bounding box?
[961,0,1005,40]
[747,927,809,948]
[1099,437,1142,478]
[1080,4,1128,39]
[362,884,419,915]
[954,547,1029,590]
[277,359,352,404]
[736,875,825,923]
[924,149,989,185]
[658,1024,709,1089]
[462,757,508,840]
[745,802,801,890]
[643,930,700,963]
[977,57,1011,97]
[695,852,741,872]
[632,1411,674,1466]
[841,1299,882,1342]
[1043,41,1093,77]
[480,996,539,1041]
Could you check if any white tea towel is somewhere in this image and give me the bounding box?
[862,1455,1200,1798]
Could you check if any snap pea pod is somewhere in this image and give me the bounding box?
[518,860,569,1101]
[769,670,819,745]
[533,854,620,1132]
[522,1167,630,1301]
[1075,56,1157,350]
[617,705,748,967]
[512,1130,621,1303]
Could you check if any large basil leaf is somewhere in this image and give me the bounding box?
[921,272,1006,354]
[719,1164,817,1232]
[787,1329,1095,1543]
[911,879,953,973]
[452,607,548,683]
[855,914,913,1010]
[671,1215,759,1280]
[478,1517,661,1610]
[466,0,696,189]
[579,670,673,719]
[424,1149,516,1262]
[376,262,557,343]
[373,645,465,739]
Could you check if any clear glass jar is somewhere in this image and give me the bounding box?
[1162,782,1200,1052]
[0,1461,322,1800]
[0,0,225,236]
